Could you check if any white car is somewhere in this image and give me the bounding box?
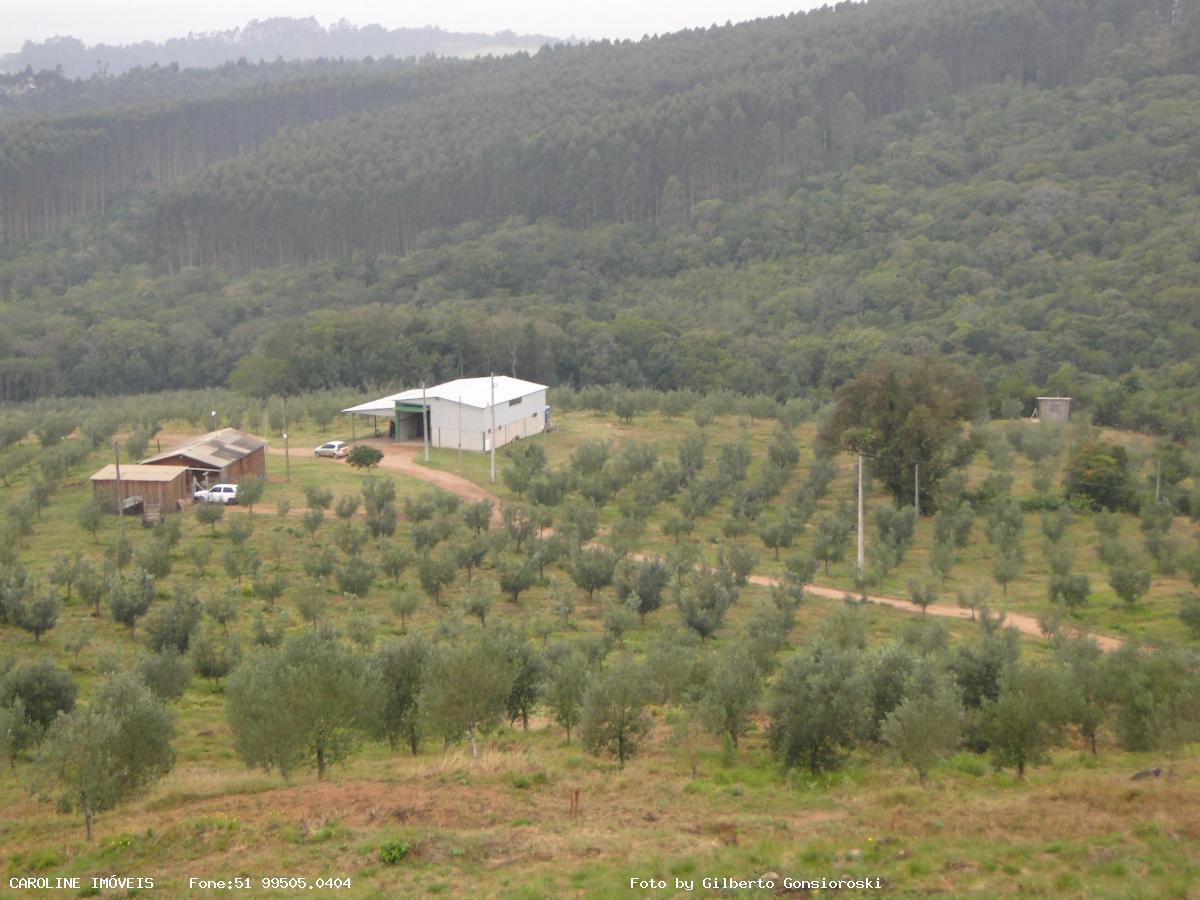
[194,483,239,504]
[315,440,349,459]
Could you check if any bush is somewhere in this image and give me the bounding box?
[347,445,384,470]
[379,841,410,865]
[1063,439,1133,512]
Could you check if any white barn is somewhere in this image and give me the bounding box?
[343,376,549,452]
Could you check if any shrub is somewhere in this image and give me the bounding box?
[348,445,384,470]
[379,841,410,865]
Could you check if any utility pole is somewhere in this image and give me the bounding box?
[282,396,290,482]
[489,372,497,483]
[914,462,919,515]
[856,454,865,578]
[1155,460,1161,503]
[113,441,124,533]
[422,380,429,463]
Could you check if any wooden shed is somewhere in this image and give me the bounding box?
[1035,397,1071,423]
[91,464,190,515]
[140,428,268,486]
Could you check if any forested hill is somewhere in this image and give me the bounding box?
[1,17,559,79]
[0,0,1197,440]
[0,57,426,121]
[2,0,1195,243]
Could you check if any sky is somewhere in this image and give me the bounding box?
[0,1,829,54]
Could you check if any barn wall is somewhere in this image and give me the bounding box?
[224,445,268,482]
[428,392,546,451]
[92,475,188,511]
[493,390,547,429]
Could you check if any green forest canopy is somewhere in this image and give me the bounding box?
[0,0,1196,439]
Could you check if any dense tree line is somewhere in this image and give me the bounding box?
[1,17,557,80]
[3,0,1195,242]
[150,0,1199,269]
[0,57,500,239]
[0,57,420,121]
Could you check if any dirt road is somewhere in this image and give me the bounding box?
[359,439,500,514]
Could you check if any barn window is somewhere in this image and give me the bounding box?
[508,396,523,406]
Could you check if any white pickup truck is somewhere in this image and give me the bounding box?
[194,483,238,504]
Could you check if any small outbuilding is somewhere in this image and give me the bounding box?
[90,464,191,516]
[140,428,268,486]
[343,376,548,452]
[1034,397,1072,423]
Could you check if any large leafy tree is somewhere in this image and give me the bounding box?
[367,636,429,755]
[581,656,651,768]
[35,673,174,840]
[421,634,515,758]
[1063,439,1134,512]
[981,664,1066,779]
[820,357,983,510]
[768,643,869,774]
[226,630,372,779]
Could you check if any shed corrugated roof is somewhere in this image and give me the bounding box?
[91,464,190,483]
[343,376,547,416]
[140,428,268,468]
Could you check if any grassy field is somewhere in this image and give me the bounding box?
[0,404,1197,898]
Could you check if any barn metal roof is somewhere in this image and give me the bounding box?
[140,428,267,468]
[343,376,548,416]
[91,464,190,483]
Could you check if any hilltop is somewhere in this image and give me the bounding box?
[1,16,561,79]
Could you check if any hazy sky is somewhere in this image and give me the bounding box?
[1,1,828,53]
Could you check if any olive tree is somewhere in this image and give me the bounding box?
[236,474,266,514]
[422,635,515,758]
[768,643,868,775]
[0,659,77,732]
[700,643,762,750]
[347,445,384,470]
[108,569,156,636]
[615,559,671,622]
[226,630,372,779]
[543,648,589,742]
[35,673,174,840]
[367,636,429,754]
[982,664,1066,779]
[881,671,963,785]
[580,656,650,768]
